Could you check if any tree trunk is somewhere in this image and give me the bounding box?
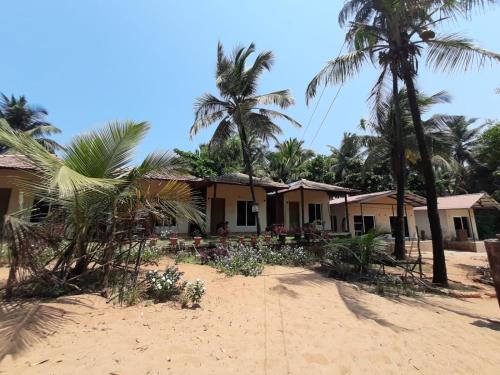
[238,124,261,235]
[401,62,448,286]
[391,68,406,260]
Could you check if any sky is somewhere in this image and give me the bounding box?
[1,0,500,161]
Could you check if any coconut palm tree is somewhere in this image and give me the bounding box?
[190,43,301,234]
[0,94,62,153]
[267,138,314,183]
[329,133,364,181]
[0,119,203,296]
[307,0,500,285]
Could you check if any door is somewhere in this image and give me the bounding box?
[453,217,471,239]
[210,198,225,234]
[289,201,300,229]
[0,188,12,235]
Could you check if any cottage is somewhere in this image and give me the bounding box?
[329,191,426,238]
[414,193,500,241]
[270,179,353,232]
[0,154,40,222]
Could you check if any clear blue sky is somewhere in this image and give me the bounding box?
[2,1,499,161]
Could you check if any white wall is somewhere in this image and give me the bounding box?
[206,184,267,233]
[282,189,332,230]
[330,196,417,238]
[139,179,192,234]
[415,208,479,240]
[0,169,36,218]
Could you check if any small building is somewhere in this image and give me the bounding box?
[271,179,353,232]
[330,191,427,238]
[206,173,288,234]
[414,193,500,241]
[0,154,39,221]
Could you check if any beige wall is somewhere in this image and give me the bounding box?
[139,179,193,234]
[282,189,332,231]
[330,196,417,238]
[0,169,37,218]
[206,184,267,233]
[415,208,479,241]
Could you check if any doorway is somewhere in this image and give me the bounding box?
[210,198,225,234]
[0,188,12,236]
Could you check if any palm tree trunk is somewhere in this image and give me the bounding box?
[238,124,261,235]
[401,62,448,286]
[392,68,406,260]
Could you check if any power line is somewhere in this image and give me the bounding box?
[309,82,345,148]
[300,85,326,141]
[303,42,346,146]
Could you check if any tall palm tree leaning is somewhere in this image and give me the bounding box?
[0,94,62,153]
[190,42,301,234]
[307,0,500,285]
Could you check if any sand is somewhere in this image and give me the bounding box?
[1,251,499,375]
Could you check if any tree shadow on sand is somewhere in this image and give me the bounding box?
[0,297,90,361]
[336,282,410,333]
[276,268,409,332]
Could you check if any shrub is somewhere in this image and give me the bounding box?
[259,244,314,266]
[175,250,199,264]
[185,279,206,306]
[146,266,187,301]
[214,244,264,277]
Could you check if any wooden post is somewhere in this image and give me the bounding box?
[360,203,365,234]
[468,208,478,253]
[300,186,305,228]
[344,194,350,234]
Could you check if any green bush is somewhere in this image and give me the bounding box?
[146,266,187,301]
[185,279,206,306]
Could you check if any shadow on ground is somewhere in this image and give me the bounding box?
[0,297,91,361]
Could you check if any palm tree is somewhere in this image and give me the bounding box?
[329,133,364,181]
[0,94,62,153]
[267,138,314,183]
[0,119,203,296]
[307,0,500,285]
[190,43,301,234]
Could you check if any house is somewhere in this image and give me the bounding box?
[329,191,427,238]
[414,193,500,242]
[0,154,39,222]
[206,173,288,234]
[271,179,353,232]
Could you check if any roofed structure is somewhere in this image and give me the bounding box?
[278,179,354,194]
[0,154,37,170]
[209,172,288,190]
[414,192,500,211]
[330,190,427,207]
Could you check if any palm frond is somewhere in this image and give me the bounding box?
[426,33,500,72]
[254,90,294,109]
[306,49,369,103]
[257,108,302,128]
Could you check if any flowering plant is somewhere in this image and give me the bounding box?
[146,266,186,301]
[185,279,206,305]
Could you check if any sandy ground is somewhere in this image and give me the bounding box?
[1,251,499,375]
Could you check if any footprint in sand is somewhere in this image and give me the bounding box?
[302,352,329,365]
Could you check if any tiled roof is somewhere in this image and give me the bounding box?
[414,193,500,211]
[330,190,427,207]
[0,154,37,170]
[144,170,203,182]
[279,179,355,194]
[210,173,288,189]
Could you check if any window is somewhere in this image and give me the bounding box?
[354,215,375,236]
[390,216,409,237]
[237,201,256,226]
[453,217,471,237]
[332,216,338,232]
[308,203,322,223]
[30,198,51,223]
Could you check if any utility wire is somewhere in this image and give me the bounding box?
[309,82,345,148]
[300,84,326,141]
